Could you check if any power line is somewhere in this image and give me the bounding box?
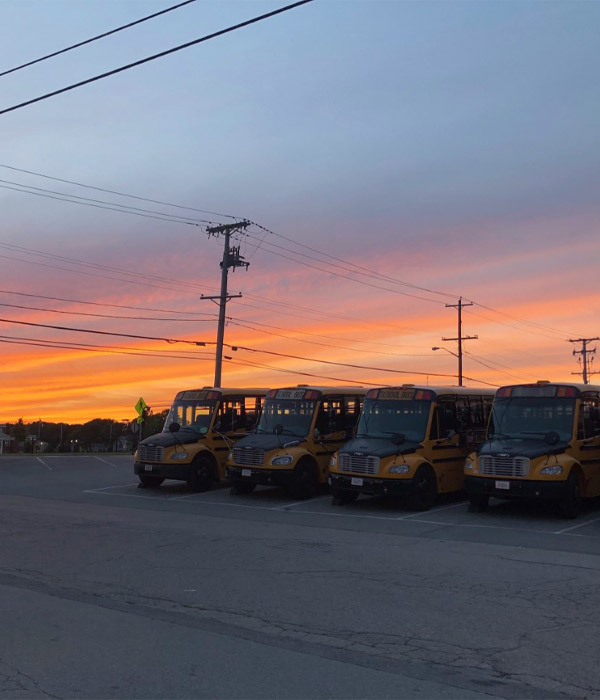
[0,317,211,346]
[0,0,315,116]
[0,288,217,316]
[0,301,217,322]
[0,335,213,361]
[0,163,240,220]
[0,0,197,78]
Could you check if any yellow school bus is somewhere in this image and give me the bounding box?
[465,381,600,518]
[134,387,266,491]
[226,385,365,498]
[329,385,494,510]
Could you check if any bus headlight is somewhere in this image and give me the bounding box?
[228,451,233,462]
[170,452,189,460]
[464,458,475,472]
[540,465,563,475]
[271,455,293,466]
[389,465,410,474]
[329,455,337,468]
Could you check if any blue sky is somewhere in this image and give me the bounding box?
[0,0,599,420]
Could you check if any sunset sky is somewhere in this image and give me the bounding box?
[1,0,599,424]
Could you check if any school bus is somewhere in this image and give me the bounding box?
[226,386,365,498]
[465,381,600,518]
[134,387,266,491]
[329,385,494,510]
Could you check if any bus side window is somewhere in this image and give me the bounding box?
[429,407,439,440]
[244,396,261,431]
[344,397,361,436]
[320,397,343,434]
[578,399,600,439]
[438,400,458,436]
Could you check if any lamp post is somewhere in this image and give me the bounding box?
[432,346,462,386]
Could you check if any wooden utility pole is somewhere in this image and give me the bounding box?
[570,337,599,384]
[441,297,478,386]
[202,221,250,387]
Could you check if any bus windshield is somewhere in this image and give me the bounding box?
[256,398,317,437]
[489,397,575,442]
[357,398,432,441]
[163,400,217,435]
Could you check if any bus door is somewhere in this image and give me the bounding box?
[573,393,600,497]
[429,398,463,493]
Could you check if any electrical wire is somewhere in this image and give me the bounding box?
[0,0,198,78]
[0,0,315,116]
[0,289,218,316]
[0,163,240,220]
[0,301,215,322]
[0,335,213,361]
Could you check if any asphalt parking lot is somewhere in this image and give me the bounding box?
[2,454,600,699]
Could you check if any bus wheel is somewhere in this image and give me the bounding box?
[468,494,489,512]
[230,481,256,495]
[331,489,358,506]
[188,456,214,492]
[288,459,317,499]
[138,474,164,489]
[407,465,437,511]
[558,470,582,519]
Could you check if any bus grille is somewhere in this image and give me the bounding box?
[479,455,530,477]
[138,445,164,462]
[233,447,265,467]
[338,453,380,476]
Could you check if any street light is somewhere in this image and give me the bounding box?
[432,346,460,385]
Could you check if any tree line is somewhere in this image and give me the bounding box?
[2,410,169,453]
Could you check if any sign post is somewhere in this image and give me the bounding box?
[134,397,148,445]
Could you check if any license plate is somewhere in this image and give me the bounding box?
[242,469,251,477]
[144,465,153,472]
[495,480,510,490]
[351,477,363,486]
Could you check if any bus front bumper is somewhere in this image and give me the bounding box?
[226,465,293,487]
[465,476,568,501]
[134,461,191,481]
[330,472,413,497]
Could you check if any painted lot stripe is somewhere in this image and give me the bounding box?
[82,484,600,537]
[93,456,121,467]
[554,516,600,535]
[36,457,52,471]
[271,495,331,510]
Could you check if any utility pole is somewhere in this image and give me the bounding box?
[441,297,478,386]
[202,221,250,387]
[569,337,599,384]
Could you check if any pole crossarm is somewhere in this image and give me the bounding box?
[202,220,251,387]
[569,337,599,384]
[439,297,478,387]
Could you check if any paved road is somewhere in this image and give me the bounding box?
[1,454,600,699]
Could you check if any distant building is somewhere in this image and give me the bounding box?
[0,427,13,454]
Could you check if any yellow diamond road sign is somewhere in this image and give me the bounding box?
[135,397,148,416]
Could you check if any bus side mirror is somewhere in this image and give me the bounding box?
[445,429,456,440]
[169,422,180,433]
[545,430,560,445]
[274,424,283,436]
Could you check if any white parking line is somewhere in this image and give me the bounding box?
[271,495,331,510]
[554,516,600,535]
[36,457,52,471]
[93,456,121,467]
[397,501,468,520]
[84,483,139,493]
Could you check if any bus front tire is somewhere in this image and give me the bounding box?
[288,459,317,499]
[188,456,214,492]
[407,465,437,511]
[138,474,164,489]
[331,489,358,506]
[558,471,582,519]
[468,494,489,512]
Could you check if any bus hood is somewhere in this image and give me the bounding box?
[234,433,306,452]
[139,430,201,448]
[339,437,419,459]
[478,438,568,459]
